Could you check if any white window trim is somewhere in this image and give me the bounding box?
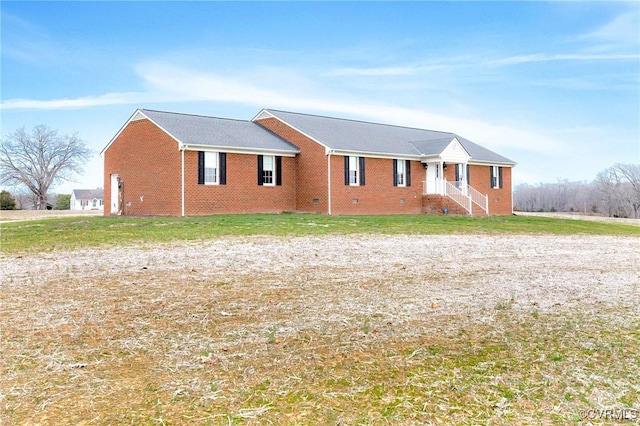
[204,152,219,185]
[262,155,275,186]
[348,156,359,186]
[396,159,406,187]
[491,165,500,189]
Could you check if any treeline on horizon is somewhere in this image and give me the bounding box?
[514,163,639,219]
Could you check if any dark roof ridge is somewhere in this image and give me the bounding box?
[141,108,253,124]
[264,108,454,136]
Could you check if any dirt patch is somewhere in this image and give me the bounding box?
[1,234,639,423]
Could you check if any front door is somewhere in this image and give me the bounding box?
[425,162,443,194]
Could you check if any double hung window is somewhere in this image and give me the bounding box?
[491,166,503,189]
[204,152,219,184]
[393,159,411,187]
[198,151,227,185]
[344,156,365,186]
[257,155,282,186]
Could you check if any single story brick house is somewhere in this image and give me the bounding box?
[101,108,516,216]
[70,188,104,211]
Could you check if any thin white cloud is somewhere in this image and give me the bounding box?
[0,92,155,110]
[136,63,566,156]
[324,50,638,78]
[326,66,420,77]
[488,52,639,66]
[0,62,567,157]
[325,61,460,77]
[582,9,640,47]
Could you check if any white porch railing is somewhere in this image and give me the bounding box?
[467,184,489,215]
[444,180,472,214]
[422,179,489,215]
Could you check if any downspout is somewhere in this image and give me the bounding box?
[327,149,333,215]
[180,144,186,217]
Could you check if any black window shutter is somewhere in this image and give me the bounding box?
[275,156,282,186]
[406,160,411,187]
[393,159,398,186]
[498,166,503,189]
[455,164,460,182]
[257,155,264,185]
[219,153,226,185]
[466,164,470,185]
[490,166,495,188]
[344,156,349,185]
[198,151,205,184]
[359,157,365,186]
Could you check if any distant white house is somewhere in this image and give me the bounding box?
[70,189,104,211]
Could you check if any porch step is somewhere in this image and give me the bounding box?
[422,195,470,215]
[472,201,489,216]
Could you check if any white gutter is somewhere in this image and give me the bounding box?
[182,144,298,157]
[327,149,333,215]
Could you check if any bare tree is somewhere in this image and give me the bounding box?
[0,125,91,209]
[612,163,640,218]
[594,163,640,218]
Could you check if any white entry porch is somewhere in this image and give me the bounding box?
[421,160,489,216]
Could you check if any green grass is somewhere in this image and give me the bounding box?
[1,213,639,254]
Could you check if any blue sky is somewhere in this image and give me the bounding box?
[1,1,639,194]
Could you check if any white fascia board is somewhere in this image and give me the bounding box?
[183,144,298,157]
[468,159,517,167]
[251,109,274,121]
[420,155,442,162]
[330,149,423,161]
[100,109,150,156]
[252,110,331,151]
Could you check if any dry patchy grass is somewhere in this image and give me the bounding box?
[1,234,639,424]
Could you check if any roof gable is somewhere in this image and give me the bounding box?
[440,138,471,163]
[102,109,300,156]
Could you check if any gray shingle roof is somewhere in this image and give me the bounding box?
[72,189,104,200]
[261,109,516,165]
[141,109,300,153]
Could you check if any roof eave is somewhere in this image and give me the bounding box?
[469,159,517,167]
[183,143,299,157]
[328,148,423,160]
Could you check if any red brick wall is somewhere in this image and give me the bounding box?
[466,164,513,215]
[184,151,296,215]
[255,117,328,213]
[103,119,182,216]
[256,117,427,215]
[104,118,296,216]
[329,157,424,215]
